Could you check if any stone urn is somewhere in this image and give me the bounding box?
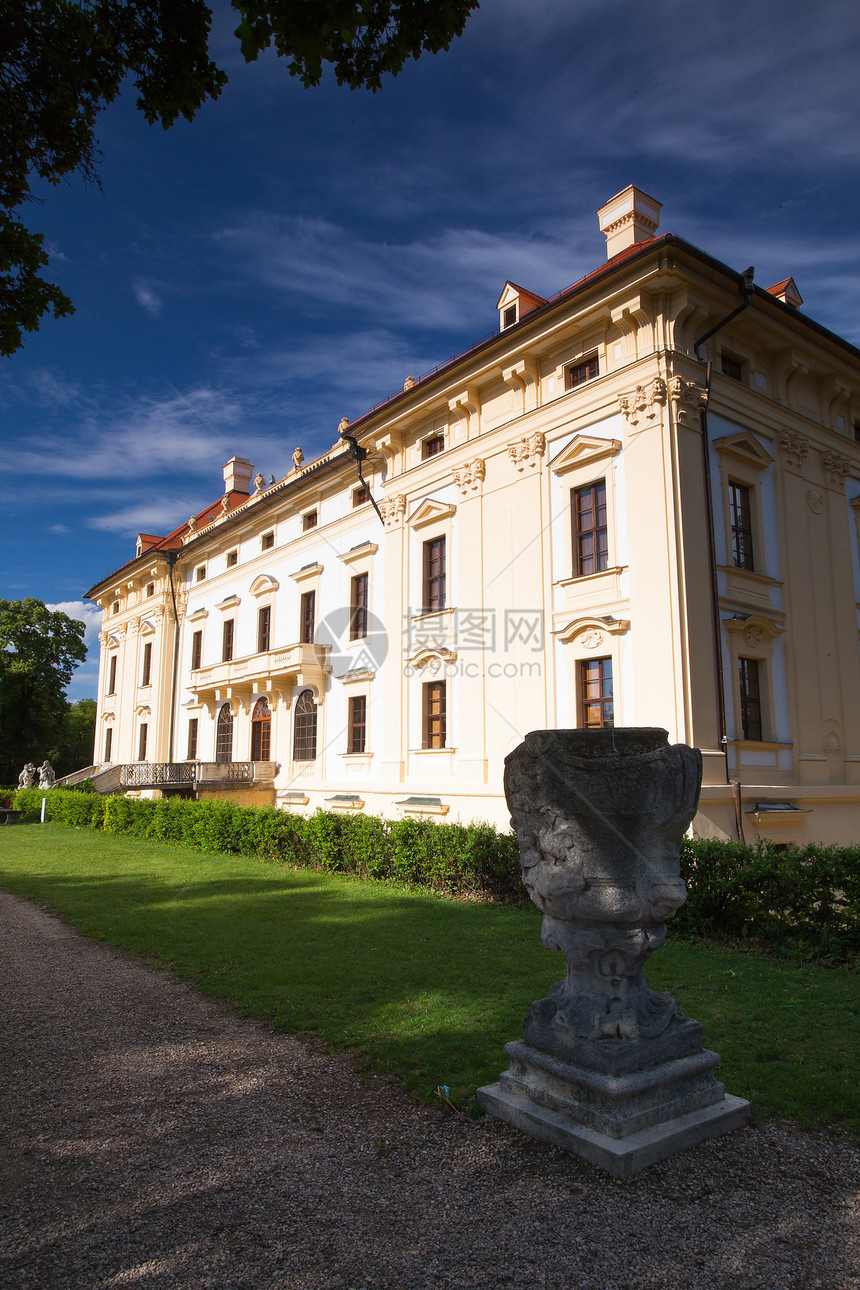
[477,728,749,1177]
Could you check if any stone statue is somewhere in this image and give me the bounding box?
[338,417,350,433]
[403,375,415,391]
[292,447,304,469]
[18,763,36,789]
[254,472,265,491]
[478,728,749,1176]
[38,760,56,790]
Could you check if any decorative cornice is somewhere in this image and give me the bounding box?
[508,432,546,472]
[617,376,666,427]
[452,458,486,496]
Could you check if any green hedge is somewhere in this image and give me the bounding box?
[12,788,859,963]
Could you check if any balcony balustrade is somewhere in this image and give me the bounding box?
[189,641,329,703]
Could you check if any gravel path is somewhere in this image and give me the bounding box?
[1,889,858,1290]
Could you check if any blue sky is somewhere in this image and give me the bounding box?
[3,0,860,698]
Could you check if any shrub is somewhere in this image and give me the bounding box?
[11,787,860,963]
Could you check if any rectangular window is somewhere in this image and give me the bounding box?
[300,590,316,644]
[262,531,275,550]
[112,601,120,615]
[502,304,517,329]
[721,353,744,383]
[104,727,113,762]
[423,681,446,749]
[196,566,206,582]
[146,583,155,598]
[191,630,203,671]
[422,433,445,459]
[729,481,755,571]
[107,654,117,695]
[423,536,446,612]
[138,723,148,762]
[222,619,234,663]
[350,574,368,640]
[302,510,318,531]
[739,657,763,741]
[348,695,367,754]
[572,481,608,576]
[227,550,238,568]
[353,485,369,507]
[257,604,271,653]
[580,658,614,729]
[566,354,599,389]
[141,641,152,687]
[187,718,198,761]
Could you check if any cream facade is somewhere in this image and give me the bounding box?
[85,188,860,844]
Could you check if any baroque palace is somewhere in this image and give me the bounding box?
[85,187,860,844]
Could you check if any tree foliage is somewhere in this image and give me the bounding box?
[0,0,478,356]
[0,598,87,780]
[50,696,97,776]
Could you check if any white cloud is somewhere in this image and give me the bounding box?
[47,600,103,650]
[86,498,206,537]
[133,280,163,317]
[49,523,71,534]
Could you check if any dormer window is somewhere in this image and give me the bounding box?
[496,281,547,333]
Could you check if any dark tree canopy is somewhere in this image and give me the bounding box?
[0,0,479,356]
[0,598,88,781]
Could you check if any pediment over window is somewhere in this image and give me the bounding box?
[408,498,456,529]
[408,647,457,670]
[138,617,157,636]
[724,613,784,643]
[550,435,621,477]
[187,607,208,622]
[249,574,279,596]
[553,615,630,645]
[134,704,151,717]
[216,594,241,611]
[713,432,774,471]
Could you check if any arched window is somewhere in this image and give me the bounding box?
[251,696,271,761]
[293,689,317,761]
[215,704,233,763]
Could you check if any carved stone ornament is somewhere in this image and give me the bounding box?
[98,631,107,646]
[477,728,749,1176]
[824,730,842,754]
[822,450,851,489]
[777,430,809,474]
[742,624,762,647]
[220,494,230,514]
[292,446,304,469]
[254,472,265,492]
[380,494,407,528]
[452,458,486,496]
[186,514,197,533]
[667,376,708,424]
[617,377,666,427]
[806,489,825,514]
[403,375,416,391]
[579,628,605,650]
[508,432,547,472]
[17,763,37,789]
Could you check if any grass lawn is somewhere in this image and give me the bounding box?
[1,822,857,1138]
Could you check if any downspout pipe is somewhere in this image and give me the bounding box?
[693,267,754,807]
[164,550,181,765]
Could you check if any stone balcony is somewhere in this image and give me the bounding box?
[189,642,330,705]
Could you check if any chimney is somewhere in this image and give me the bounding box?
[596,185,662,260]
[223,456,253,495]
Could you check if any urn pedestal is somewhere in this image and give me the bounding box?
[477,728,749,1178]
